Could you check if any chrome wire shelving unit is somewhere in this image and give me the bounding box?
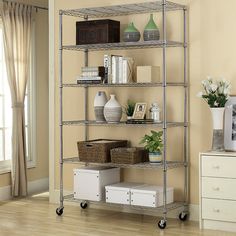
[56,0,189,230]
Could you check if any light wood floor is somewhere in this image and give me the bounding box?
[0,193,236,236]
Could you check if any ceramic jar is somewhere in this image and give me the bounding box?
[104,94,122,123]
[123,22,141,42]
[150,102,161,122]
[143,14,160,41]
[94,91,107,122]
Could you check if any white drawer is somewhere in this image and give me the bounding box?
[202,198,236,222]
[202,177,236,200]
[201,155,236,178]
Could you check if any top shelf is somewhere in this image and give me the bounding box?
[60,1,187,18]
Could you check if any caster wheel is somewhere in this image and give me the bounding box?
[80,202,88,209]
[179,212,188,221]
[158,219,166,229]
[56,207,64,216]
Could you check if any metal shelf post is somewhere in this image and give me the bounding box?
[59,11,64,212]
[162,0,168,224]
[183,7,189,212]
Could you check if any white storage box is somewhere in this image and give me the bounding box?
[73,166,120,201]
[105,182,145,205]
[130,185,174,208]
[137,66,160,83]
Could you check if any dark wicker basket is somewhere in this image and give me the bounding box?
[111,147,149,164]
[77,139,128,163]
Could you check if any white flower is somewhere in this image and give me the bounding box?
[205,84,212,94]
[223,88,230,95]
[197,92,203,98]
[214,101,219,107]
[206,75,212,81]
[210,83,218,92]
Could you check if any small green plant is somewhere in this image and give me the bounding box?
[124,100,136,116]
[140,130,163,153]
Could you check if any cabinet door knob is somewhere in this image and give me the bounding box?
[213,208,220,213]
[212,187,220,191]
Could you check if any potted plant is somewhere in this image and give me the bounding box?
[124,100,136,120]
[140,130,163,163]
[197,76,231,151]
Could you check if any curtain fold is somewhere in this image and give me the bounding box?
[1,2,33,197]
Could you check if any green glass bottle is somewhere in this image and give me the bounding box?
[143,14,160,41]
[123,22,141,42]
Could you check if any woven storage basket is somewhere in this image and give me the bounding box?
[77,139,128,163]
[111,147,149,164]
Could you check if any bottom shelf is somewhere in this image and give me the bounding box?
[63,194,185,212]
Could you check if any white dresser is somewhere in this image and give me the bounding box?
[199,152,236,232]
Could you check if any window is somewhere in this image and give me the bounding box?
[0,23,36,172]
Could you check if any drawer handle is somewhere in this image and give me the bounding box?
[213,208,220,213]
[212,187,220,191]
[212,165,220,169]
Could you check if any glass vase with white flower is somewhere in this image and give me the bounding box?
[197,76,231,151]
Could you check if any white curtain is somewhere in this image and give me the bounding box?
[1,2,33,197]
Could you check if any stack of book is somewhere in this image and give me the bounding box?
[104,55,134,84]
[77,67,105,84]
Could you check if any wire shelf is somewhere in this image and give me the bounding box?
[62,41,184,51]
[63,158,186,170]
[64,194,184,212]
[60,1,186,18]
[62,82,187,88]
[62,120,187,127]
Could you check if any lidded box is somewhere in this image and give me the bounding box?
[73,166,120,201]
[76,19,120,45]
[130,185,174,207]
[105,182,145,205]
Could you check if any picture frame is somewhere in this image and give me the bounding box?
[132,103,147,119]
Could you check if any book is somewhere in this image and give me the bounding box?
[76,76,102,81]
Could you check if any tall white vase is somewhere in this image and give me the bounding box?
[210,107,225,151]
[104,94,122,123]
[94,91,107,122]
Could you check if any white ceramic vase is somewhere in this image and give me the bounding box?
[104,94,122,123]
[210,107,225,151]
[94,91,107,122]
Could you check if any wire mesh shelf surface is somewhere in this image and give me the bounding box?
[60,1,186,18]
[62,82,187,88]
[63,158,186,170]
[62,120,187,127]
[63,194,184,212]
[62,41,184,51]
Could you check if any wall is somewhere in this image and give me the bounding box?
[0,0,49,191]
[51,0,236,207]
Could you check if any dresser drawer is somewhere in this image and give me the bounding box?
[202,177,236,200]
[202,198,236,222]
[202,155,236,178]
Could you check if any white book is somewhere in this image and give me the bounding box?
[111,56,121,84]
[118,56,123,84]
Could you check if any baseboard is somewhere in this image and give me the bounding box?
[0,177,49,201]
[51,189,199,221]
[28,177,49,195]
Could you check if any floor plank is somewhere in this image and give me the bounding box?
[0,193,235,236]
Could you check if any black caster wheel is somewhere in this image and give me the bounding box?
[56,207,64,216]
[80,202,88,209]
[158,219,167,229]
[179,211,188,221]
